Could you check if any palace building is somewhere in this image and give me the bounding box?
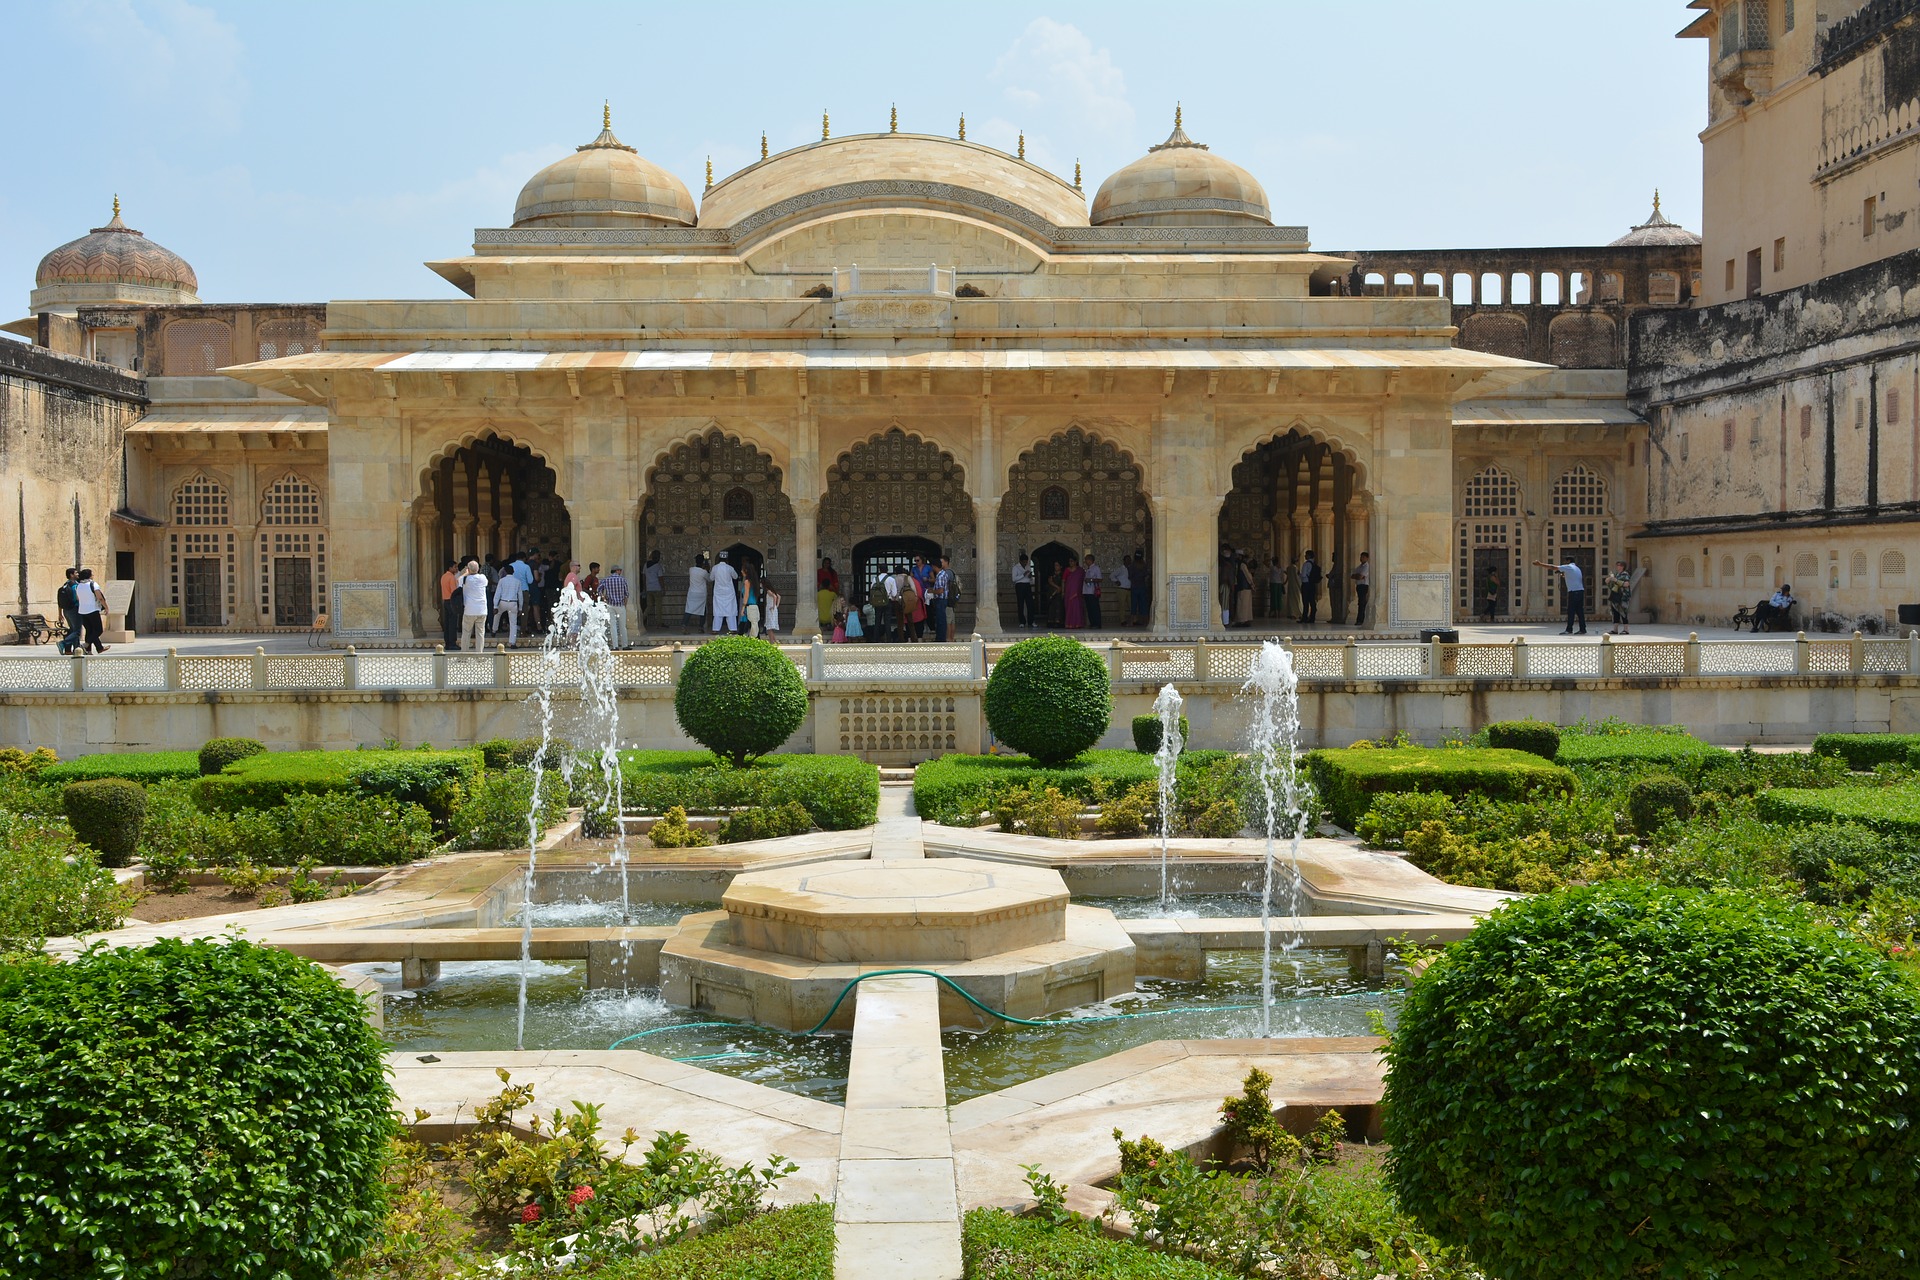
[10,5,1910,642]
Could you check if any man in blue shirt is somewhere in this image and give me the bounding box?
[930,557,953,642]
[1534,559,1588,635]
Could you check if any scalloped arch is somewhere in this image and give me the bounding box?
[415,427,566,506]
[644,423,789,491]
[1227,419,1369,491]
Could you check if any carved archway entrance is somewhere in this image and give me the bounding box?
[1220,429,1371,626]
[819,428,973,627]
[411,434,569,634]
[999,427,1151,629]
[640,430,796,623]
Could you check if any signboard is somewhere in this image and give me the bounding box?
[100,580,135,618]
[153,606,181,620]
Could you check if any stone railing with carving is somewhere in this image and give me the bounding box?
[1816,95,1920,180]
[2,633,1914,698]
[832,265,955,297]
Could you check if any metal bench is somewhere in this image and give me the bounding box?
[9,614,52,646]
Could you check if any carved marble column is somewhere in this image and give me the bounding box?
[972,499,1002,635]
[1347,493,1373,627]
[412,509,439,634]
[792,497,821,636]
[1149,495,1171,632]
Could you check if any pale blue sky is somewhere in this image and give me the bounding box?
[1,0,1705,308]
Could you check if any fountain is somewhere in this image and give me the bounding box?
[1241,640,1309,1037]
[1151,683,1185,911]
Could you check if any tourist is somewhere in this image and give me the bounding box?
[930,555,953,642]
[1129,553,1150,628]
[55,567,81,655]
[817,557,840,635]
[458,560,489,651]
[910,556,933,639]
[903,564,928,640]
[1283,556,1301,621]
[511,551,535,632]
[832,594,850,643]
[74,568,108,653]
[1234,553,1256,627]
[740,570,760,637]
[1351,551,1371,629]
[683,553,710,632]
[762,579,781,641]
[1083,552,1104,631]
[600,564,630,648]
[1755,582,1795,632]
[1268,556,1286,620]
[1112,555,1132,626]
[1298,550,1323,625]
[439,560,461,650]
[1063,556,1086,629]
[582,561,601,600]
[490,566,524,646]
[1012,551,1035,629]
[1047,562,1067,628]
[1480,568,1502,622]
[1605,561,1633,635]
[709,551,740,633]
[642,551,665,628]
[871,572,895,641]
[1533,558,1588,635]
[860,596,880,642]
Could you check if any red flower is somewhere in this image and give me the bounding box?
[521,1203,542,1224]
[568,1185,595,1209]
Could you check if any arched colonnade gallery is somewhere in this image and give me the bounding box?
[403,420,1389,637]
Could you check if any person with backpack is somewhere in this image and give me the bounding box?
[74,568,109,653]
[1298,549,1323,624]
[55,568,82,655]
[930,555,953,642]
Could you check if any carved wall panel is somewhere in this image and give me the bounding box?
[642,429,796,600]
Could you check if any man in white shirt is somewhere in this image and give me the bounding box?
[1010,552,1035,629]
[459,560,491,651]
[1533,559,1588,635]
[1112,558,1133,626]
[642,552,666,629]
[683,554,710,633]
[1082,552,1104,630]
[708,551,740,633]
[883,567,904,641]
[490,569,524,645]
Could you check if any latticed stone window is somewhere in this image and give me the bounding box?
[1744,554,1765,584]
[1040,485,1070,520]
[1551,465,1607,517]
[1852,551,1869,583]
[1883,549,1907,580]
[722,487,754,522]
[1794,552,1818,581]
[1463,466,1520,517]
[162,319,233,375]
[262,473,322,525]
[256,318,318,361]
[1678,556,1697,581]
[172,474,231,526]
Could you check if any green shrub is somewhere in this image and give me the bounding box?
[0,813,130,953]
[1787,823,1920,905]
[195,748,480,816]
[38,751,200,786]
[1813,733,1920,771]
[0,748,55,775]
[961,1207,1230,1278]
[197,736,265,776]
[0,771,62,820]
[1555,729,1731,780]
[673,637,808,767]
[985,636,1111,766]
[1626,772,1694,835]
[597,1202,833,1280]
[274,791,438,867]
[0,937,394,1277]
[1698,747,1850,796]
[448,768,569,851]
[1218,1068,1299,1171]
[1094,780,1159,837]
[61,777,147,868]
[1758,785,1920,840]
[1305,747,1576,829]
[619,751,877,831]
[1484,719,1560,761]
[717,801,813,844]
[1131,713,1190,755]
[646,806,712,849]
[1386,881,1920,1280]
[477,736,546,771]
[991,783,1082,840]
[1355,791,1457,848]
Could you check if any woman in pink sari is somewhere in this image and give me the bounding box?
[1063,556,1086,629]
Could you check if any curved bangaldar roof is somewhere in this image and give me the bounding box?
[697,132,1090,233]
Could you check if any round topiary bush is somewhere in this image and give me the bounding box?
[61,778,147,868]
[1627,771,1694,835]
[984,636,1111,766]
[197,736,266,776]
[1484,719,1560,761]
[1130,713,1190,755]
[674,635,809,767]
[0,937,394,1277]
[1385,882,1920,1280]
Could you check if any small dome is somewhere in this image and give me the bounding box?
[35,198,198,293]
[513,106,697,228]
[1609,192,1700,247]
[1091,109,1270,227]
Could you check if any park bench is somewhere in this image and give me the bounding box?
[9,614,52,646]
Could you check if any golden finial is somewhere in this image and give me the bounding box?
[1653,188,1662,214]
[822,109,830,140]
[705,156,713,189]
[761,131,769,160]
[1073,160,1081,190]
[958,112,966,140]
[1175,102,1182,129]
[603,100,611,130]
[1018,130,1025,160]
[112,193,120,219]
[890,103,898,133]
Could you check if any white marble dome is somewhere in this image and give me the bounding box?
[513,108,697,229]
[1092,110,1271,228]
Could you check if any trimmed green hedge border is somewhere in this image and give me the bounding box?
[1813,733,1920,771]
[617,751,878,831]
[913,749,1237,828]
[598,1202,833,1280]
[1306,747,1576,829]
[38,751,200,785]
[194,749,480,815]
[961,1208,1231,1278]
[1554,731,1731,780]
[1757,785,1920,839]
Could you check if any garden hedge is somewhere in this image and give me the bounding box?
[197,737,265,776]
[597,1202,833,1280]
[1757,784,1920,840]
[618,751,878,830]
[1484,719,1560,761]
[0,937,394,1278]
[1386,881,1920,1279]
[61,778,147,868]
[1626,773,1693,835]
[1553,729,1730,779]
[38,751,200,786]
[913,748,1234,827]
[673,637,809,766]
[961,1208,1230,1278]
[1812,733,1920,771]
[1130,713,1190,755]
[0,813,127,952]
[984,636,1112,765]
[1305,747,1576,829]
[194,748,480,815]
